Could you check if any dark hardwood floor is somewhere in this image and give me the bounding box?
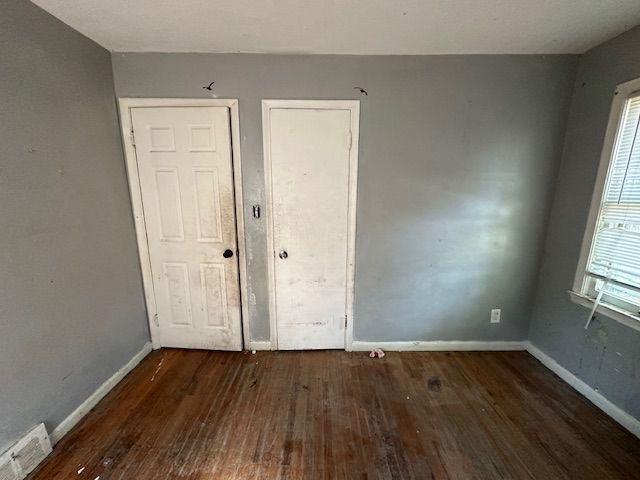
[30,349,640,479]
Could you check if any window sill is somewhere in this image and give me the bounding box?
[568,290,640,333]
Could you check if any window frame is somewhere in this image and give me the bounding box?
[570,77,640,333]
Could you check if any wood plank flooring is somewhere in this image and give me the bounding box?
[30,350,640,479]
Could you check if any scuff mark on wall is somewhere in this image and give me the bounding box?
[584,317,609,347]
[583,318,609,372]
[595,324,609,346]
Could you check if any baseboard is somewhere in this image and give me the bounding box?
[350,340,527,351]
[248,340,273,351]
[50,342,153,445]
[525,341,640,439]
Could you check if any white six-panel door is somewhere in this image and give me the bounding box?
[264,101,359,350]
[130,106,243,350]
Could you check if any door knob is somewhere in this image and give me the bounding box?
[279,250,288,259]
[223,249,234,258]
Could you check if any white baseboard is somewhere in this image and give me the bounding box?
[525,341,640,439]
[50,342,153,445]
[248,340,273,351]
[349,340,526,351]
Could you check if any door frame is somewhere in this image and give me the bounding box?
[261,99,360,351]
[118,98,249,350]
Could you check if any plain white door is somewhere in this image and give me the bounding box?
[266,105,356,349]
[131,106,242,350]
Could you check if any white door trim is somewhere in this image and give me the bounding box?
[118,98,250,350]
[261,99,360,350]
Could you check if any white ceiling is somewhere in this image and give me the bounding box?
[31,0,640,54]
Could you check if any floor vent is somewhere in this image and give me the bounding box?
[0,424,51,480]
[0,461,19,480]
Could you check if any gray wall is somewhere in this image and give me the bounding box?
[112,53,577,342]
[529,26,640,420]
[0,1,149,452]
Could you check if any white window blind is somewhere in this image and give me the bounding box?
[586,93,640,304]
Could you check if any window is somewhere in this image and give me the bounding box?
[572,78,640,331]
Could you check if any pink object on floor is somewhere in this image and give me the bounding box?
[369,348,385,358]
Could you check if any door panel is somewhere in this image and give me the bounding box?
[268,107,353,349]
[131,106,242,350]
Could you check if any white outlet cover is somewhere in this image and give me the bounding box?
[490,309,501,323]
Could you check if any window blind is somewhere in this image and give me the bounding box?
[587,94,640,299]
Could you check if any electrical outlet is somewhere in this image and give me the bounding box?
[490,308,501,323]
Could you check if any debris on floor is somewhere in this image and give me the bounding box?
[369,348,385,358]
[150,356,164,382]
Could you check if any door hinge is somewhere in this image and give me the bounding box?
[347,130,353,150]
[153,313,159,327]
[344,314,348,327]
[130,129,136,147]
